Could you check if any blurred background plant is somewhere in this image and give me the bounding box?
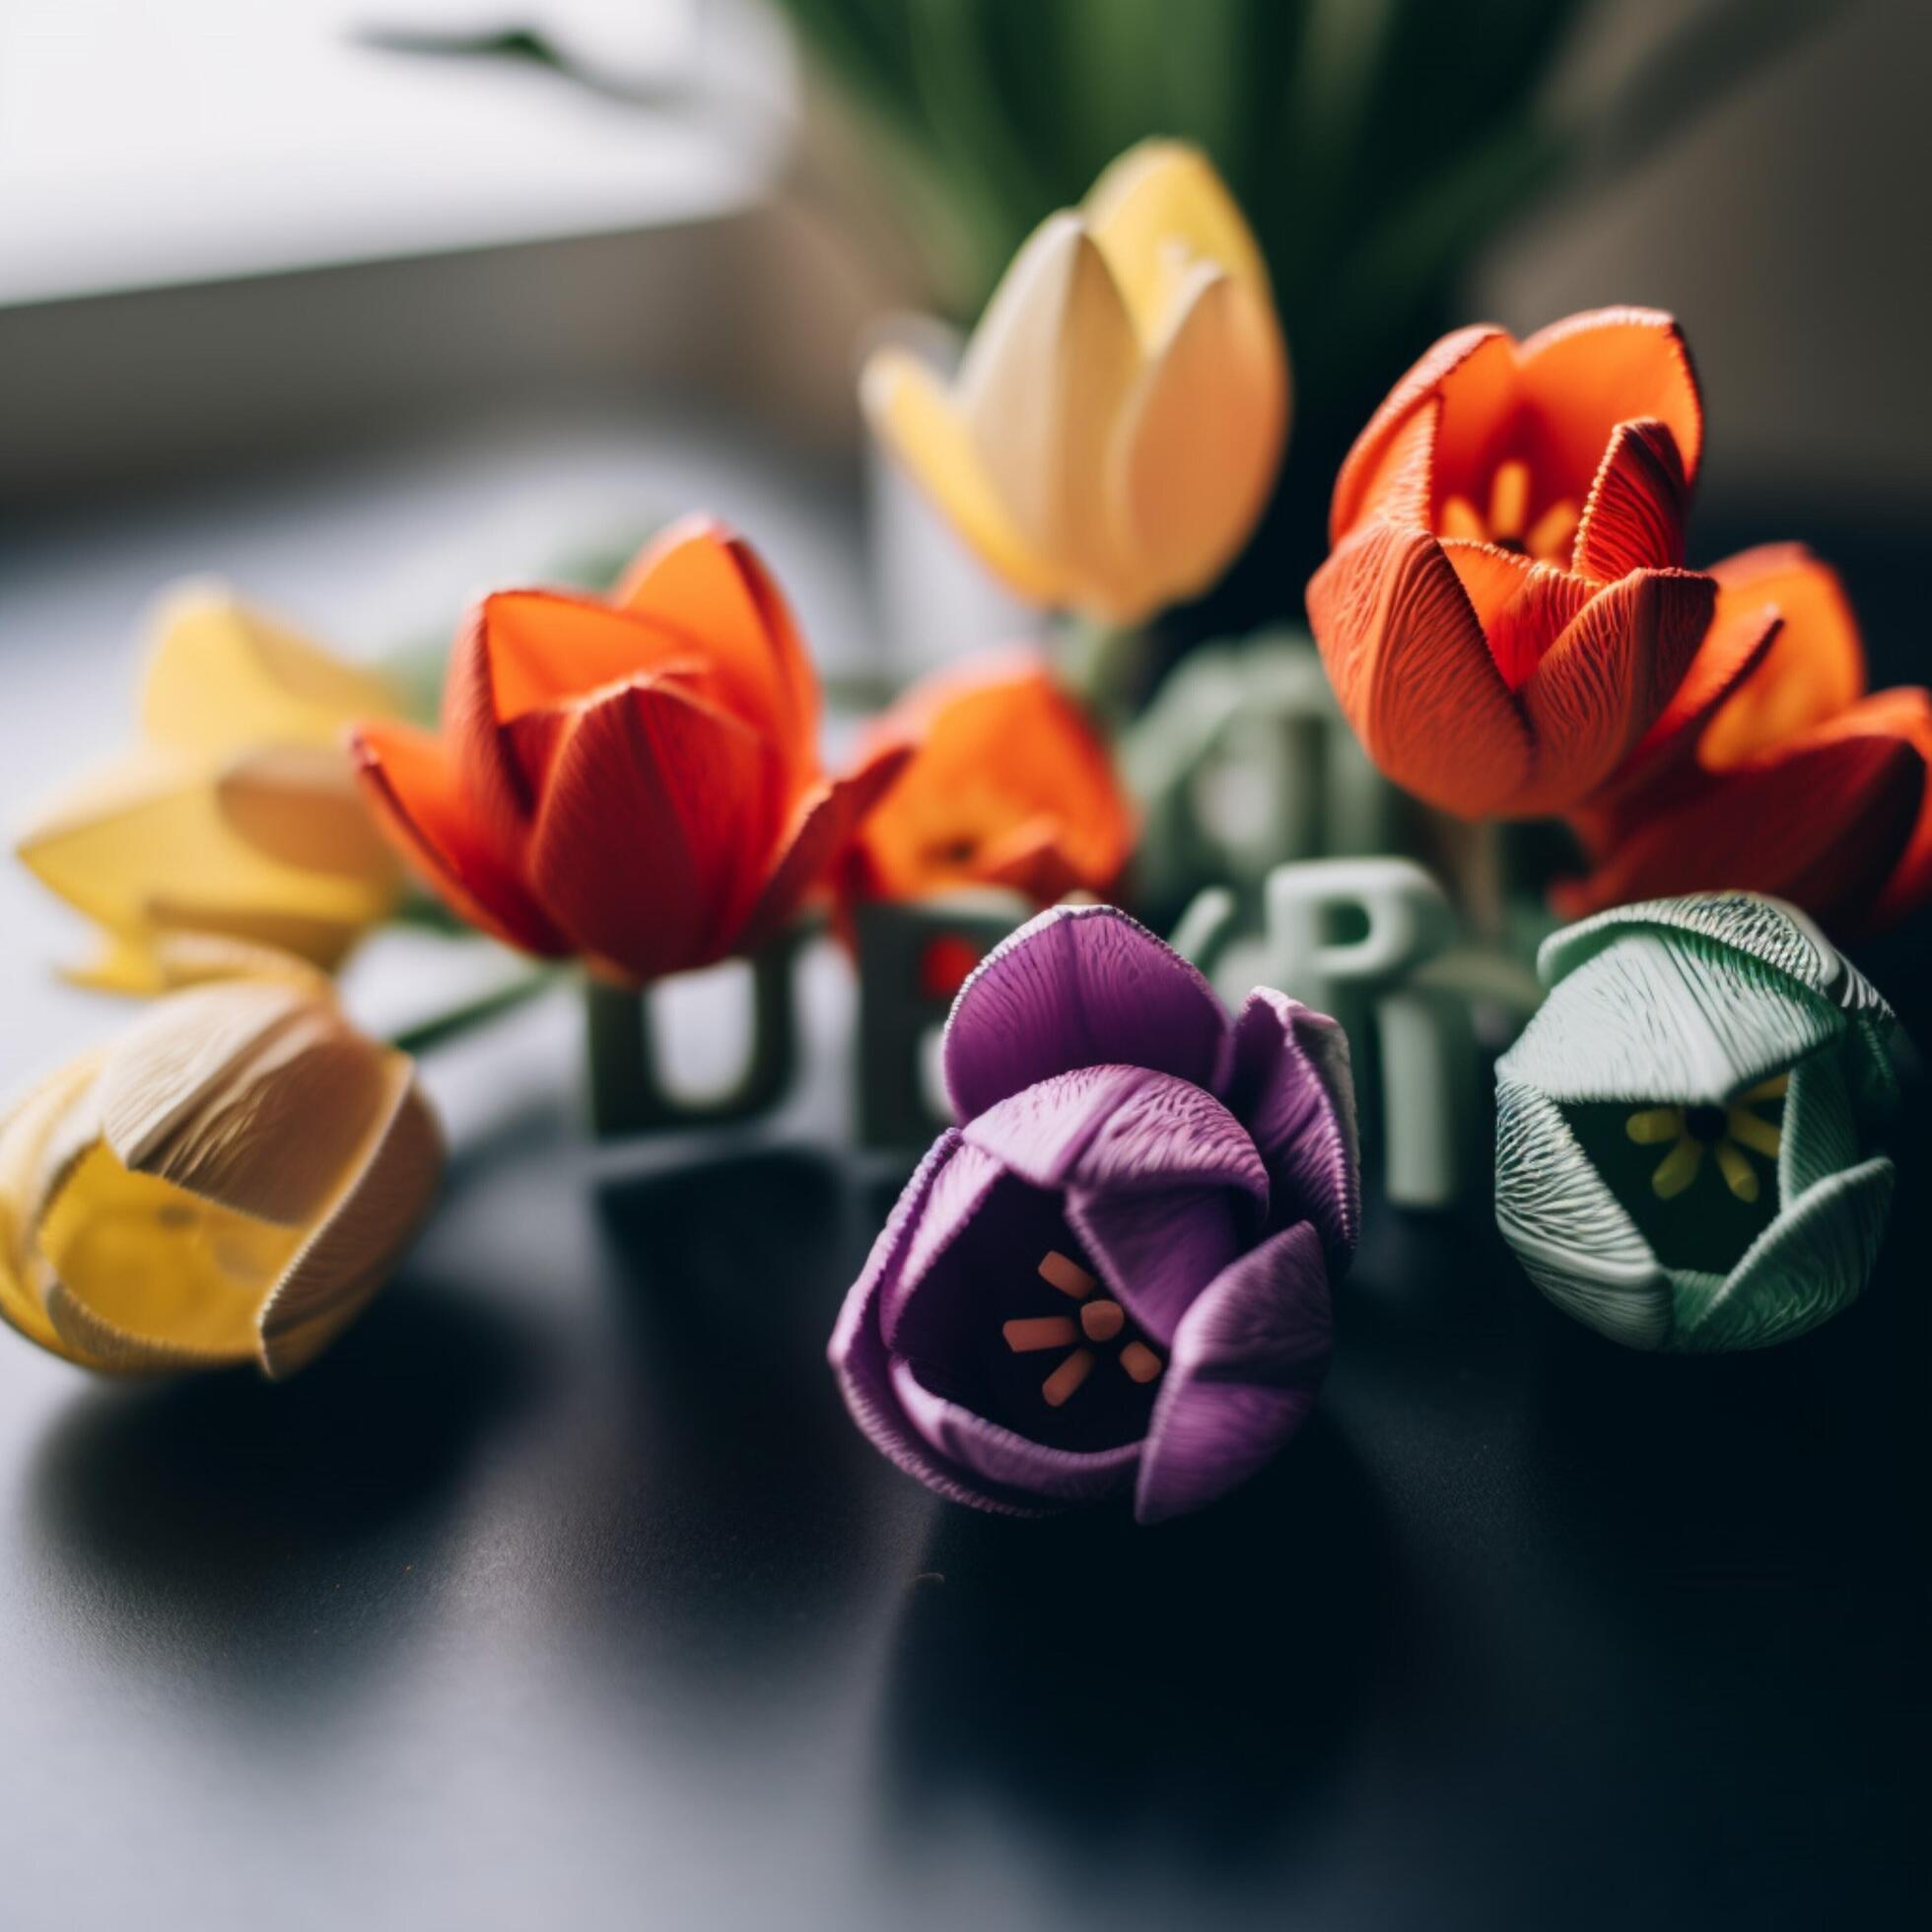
[760,0,1829,640]
[336,0,1835,650]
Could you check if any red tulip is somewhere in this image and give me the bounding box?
[1561,545,1932,933]
[1307,309,1715,818]
[351,519,911,981]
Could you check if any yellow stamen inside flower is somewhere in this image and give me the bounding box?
[1713,1140,1759,1204]
[1487,460,1531,543]
[1727,1108,1783,1159]
[1439,463,1579,564]
[1526,500,1580,562]
[1650,1134,1705,1200]
[1623,1079,1788,1205]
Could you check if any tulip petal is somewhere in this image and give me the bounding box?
[878,1139,1007,1348]
[1081,138,1274,332]
[1064,1182,1245,1350]
[1515,568,1715,813]
[1555,724,1926,935]
[468,587,693,725]
[40,1142,305,1370]
[1494,1075,1671,1347]
[1134,1220,1331,1524]
[1440,545,1594,692]
[736,736,914,956]
[615,517,820,788]
[1306,524,1533,816]
[0,1054,107,1361]
[963,1065,1267,1205]
[1224,989,1359,1264]
[888,1355,1140,1506]
[862,347,1068,608]
[1329,325,1514,541]
[215,744,401,884]
[351,721,572,956]
[1779,1046,1858,1203]
[140,582,398,754]
[1337,395,1440,533]
[18,751,397,977]
[1108,265,1287,608]
[1571,418,1690,581]
[1700,545,1867,768]
[258,1056,442,1377]
[442,604,556,847]
[1519,307,1703,491]
[1857,688,1932,927]
[1670,1153,1893,1352]
[958,213,1143,611]
[1499,925,1845,1107]
[528,675,782,980]
[943,903,1233,1120]
[1622,600,1783,780]
[829,1131,1048,1516]
[98,988,391,1228]
[1537,893,1898,1103]
[845,656,1132,908]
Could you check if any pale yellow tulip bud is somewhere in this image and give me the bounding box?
[16,582,406,992]
[862,140,1290,625]
[0,964,442,1377]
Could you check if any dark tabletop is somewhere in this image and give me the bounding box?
[0,443,1924,1931]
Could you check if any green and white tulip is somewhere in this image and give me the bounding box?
[1495,894,1899,1351]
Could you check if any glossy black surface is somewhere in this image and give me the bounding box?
[0,1030,1922,1931]
[0,481,1925,1930]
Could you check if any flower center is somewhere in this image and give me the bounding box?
[1000,1248,1164,1409]
[1439,458,1579,564]
[1624,1073,1788,1205]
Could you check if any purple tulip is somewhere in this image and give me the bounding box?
[830,904,1359,1524]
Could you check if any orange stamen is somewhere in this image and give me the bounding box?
[1038,1251,1096,1299]
[1079,1298,1126,1343]
[1003,1316,1079,1354]
[1042,1349,1095,1408]
[1120,1342,1164,1385]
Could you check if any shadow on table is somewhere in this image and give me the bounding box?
[876,1413,1388,1870]
[569,1145,926,1706]
[26,1271,547,1716]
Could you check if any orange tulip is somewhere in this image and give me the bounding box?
[1306,308,1717,818]
[839,654,1135,915]
[1558,545,1932,933]
[350,518,912,982]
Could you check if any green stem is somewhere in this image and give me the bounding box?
[386,964,569,1057]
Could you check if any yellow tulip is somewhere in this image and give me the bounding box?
[17,582,406,992]
[862,140,1290,625]
[0,960,442,1377]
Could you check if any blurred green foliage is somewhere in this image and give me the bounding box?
[771,0,1827,628]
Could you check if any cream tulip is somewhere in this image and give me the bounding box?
[862,140,1290,625]
[0,961,442,1377]
[17,583,406,992]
